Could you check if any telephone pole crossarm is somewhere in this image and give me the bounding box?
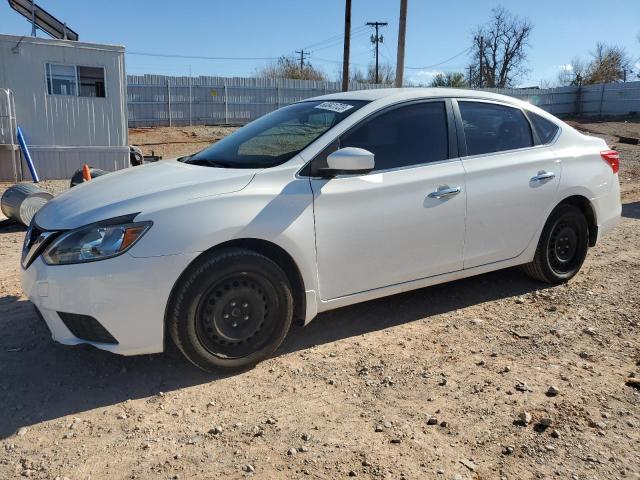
[367,21,388,84]
[294,49,310,71]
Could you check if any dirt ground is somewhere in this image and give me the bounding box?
[128,125,238,159]
[0,119,639,480]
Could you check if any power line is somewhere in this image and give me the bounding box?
[126,45,476,79]
[309,29,370,54]
[314,56,369,68]
[126,51,278,61]
[404,46,472,70]
[303,24,368,51]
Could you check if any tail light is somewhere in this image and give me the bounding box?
[600,150,620,174]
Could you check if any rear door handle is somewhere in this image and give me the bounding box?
[531,171,556,182]
[428,186,461,199]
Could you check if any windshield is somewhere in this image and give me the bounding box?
[186,100,368,168]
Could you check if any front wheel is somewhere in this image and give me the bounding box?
[523,204,589,284]
[167,248,294,373]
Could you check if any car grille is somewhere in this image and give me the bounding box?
[21,222,57,269]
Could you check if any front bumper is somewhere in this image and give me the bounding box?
[21,252,198,355]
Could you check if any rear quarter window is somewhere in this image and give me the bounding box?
[528,112,560,144]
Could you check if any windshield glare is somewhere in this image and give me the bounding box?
[186,100,368,168]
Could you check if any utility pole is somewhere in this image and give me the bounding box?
[295,49,310,72]
[394,0,408,88]
[477,35,484,88]
[342,0,352,91]
[367,21,388,83]
[468,65,473,88]
[30,0,36,37]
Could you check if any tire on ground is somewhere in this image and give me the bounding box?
[523,204,589,284]
[167,248,294,373]
[129,146,144,166]
[69,167,109,188]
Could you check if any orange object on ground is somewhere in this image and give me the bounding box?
[82,164,92,181]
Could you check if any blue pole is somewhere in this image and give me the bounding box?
[16,127,39,183]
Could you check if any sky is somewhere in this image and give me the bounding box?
[1,0,639,86]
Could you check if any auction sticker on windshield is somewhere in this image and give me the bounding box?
[314,102,354,113]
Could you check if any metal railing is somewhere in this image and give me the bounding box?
[0,88,20,182]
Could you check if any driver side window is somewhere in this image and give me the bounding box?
[310,101,449,175]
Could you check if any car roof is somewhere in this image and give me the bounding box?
[306,87,525,105]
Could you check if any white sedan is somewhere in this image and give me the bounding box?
[21,88,621,372]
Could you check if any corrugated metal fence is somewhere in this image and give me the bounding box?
[127,75,386,127]
[127,75,640,127]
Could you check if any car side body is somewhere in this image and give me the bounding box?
[22,88,621,363]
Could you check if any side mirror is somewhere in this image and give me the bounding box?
[325,147,375,175]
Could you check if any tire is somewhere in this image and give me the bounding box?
[523,204,589,284]
[167,248,294,373]
[69,167,109,187]
[129,146,144,166]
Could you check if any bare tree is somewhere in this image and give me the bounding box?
[557,57,588,86]
[351,62,395,85]
[430,72,468,88]
[468,6,533,88]
[257,56,327,81]
[538,79,554,89]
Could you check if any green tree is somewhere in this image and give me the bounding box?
[585,43,630,84]
[558,43,631,86]
[257,56,327,81]
[430,72,468,88]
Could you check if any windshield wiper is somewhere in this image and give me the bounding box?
[187,158,233,168]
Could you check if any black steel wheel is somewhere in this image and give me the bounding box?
[195,272,278,359]
[523,204,589,284]
[167,248,293,372]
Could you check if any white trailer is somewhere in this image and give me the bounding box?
[0,34,129,180]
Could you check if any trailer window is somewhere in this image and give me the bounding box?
[47,64,77,96]
[46,64,105,98]
[78,67,106,97]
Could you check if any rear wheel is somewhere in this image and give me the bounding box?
[168,248,293,372]
[523,204,589,284]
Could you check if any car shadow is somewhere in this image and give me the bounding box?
[0,220,26,234]
[281,267,545,354]
[622,201,640,220]
[0,267,546,439]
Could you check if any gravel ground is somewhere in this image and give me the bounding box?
[0,119,638,480]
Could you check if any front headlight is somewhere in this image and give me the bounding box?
[42,220,152,265]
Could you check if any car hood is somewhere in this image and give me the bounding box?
[35,160,258,230]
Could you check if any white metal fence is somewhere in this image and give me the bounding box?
[128,75,385,127]
[127,75,640,127]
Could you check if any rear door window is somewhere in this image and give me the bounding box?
[458,101,533,156]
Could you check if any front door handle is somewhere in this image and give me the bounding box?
[531,171,556,182]
[428,186,461,199]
